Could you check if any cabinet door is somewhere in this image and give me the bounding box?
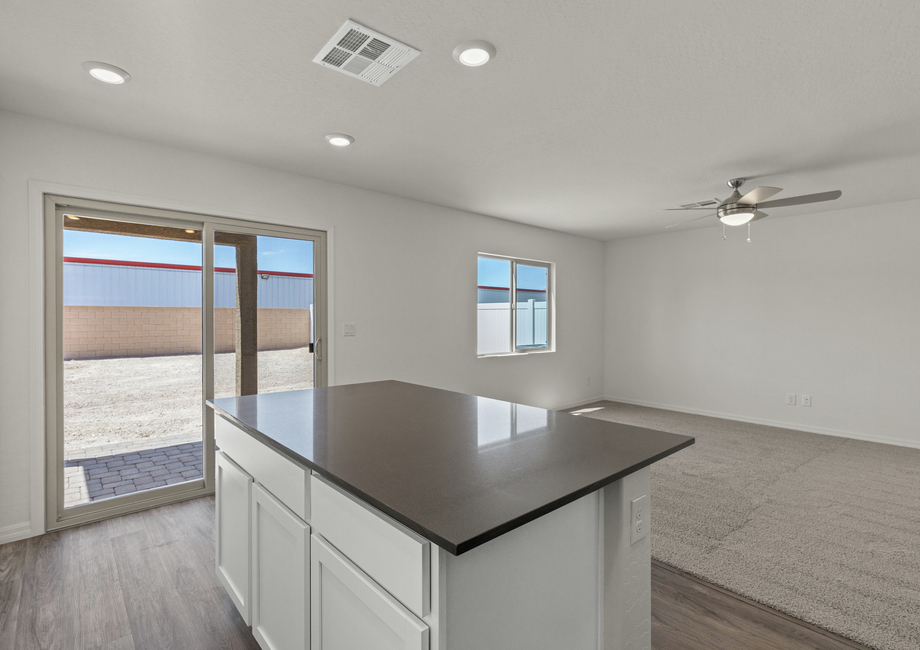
[252,483,310,650]
[216,451,253,625]
[311,534,428,650]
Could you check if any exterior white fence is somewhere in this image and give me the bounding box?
[477,301,547,355]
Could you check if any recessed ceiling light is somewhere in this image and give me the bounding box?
[82,61,131,84]
[453,40,496,67]
[325,133,354,147]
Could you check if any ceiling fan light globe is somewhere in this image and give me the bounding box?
[720,213,755,226]
[718,208,756,226]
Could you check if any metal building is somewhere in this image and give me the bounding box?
[63,258,314,308]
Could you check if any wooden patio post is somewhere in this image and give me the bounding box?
[234,235,258,396]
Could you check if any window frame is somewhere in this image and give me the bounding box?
[477,253,554,357]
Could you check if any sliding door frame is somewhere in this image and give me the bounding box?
[43,194,327,531]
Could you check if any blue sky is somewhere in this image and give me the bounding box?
[63,232,544,288]
[64,231,313,274]
[478,257,547,290]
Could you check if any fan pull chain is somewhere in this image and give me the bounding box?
[722,224,726,241]
[747,222,752,243]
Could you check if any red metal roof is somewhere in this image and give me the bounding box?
[63,257,313,278]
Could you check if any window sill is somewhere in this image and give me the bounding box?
[478,348,555,359]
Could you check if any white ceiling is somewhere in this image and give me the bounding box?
[2,1,920,240]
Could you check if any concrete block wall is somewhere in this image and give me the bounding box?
[254,308,311,352]
[63,306,310,359]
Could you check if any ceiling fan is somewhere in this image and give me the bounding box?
[666,178,842,231]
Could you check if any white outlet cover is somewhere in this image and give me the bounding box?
[630,494,649,545]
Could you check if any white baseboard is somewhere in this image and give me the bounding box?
[0,521,34,546]
[552,395,606,412]
[600,396,920,450]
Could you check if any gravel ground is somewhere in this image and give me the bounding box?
[64,348,313,449]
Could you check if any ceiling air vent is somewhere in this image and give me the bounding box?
[679,198,722,209]
[313,20,420,87]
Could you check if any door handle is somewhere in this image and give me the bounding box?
[315,338,322,361]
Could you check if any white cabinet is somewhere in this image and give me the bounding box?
[252,483,311,650]
[311,534,428,650]
[216,451,253,624]
[215,416,311,650]
[310,475,429,618]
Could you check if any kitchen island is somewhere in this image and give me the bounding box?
[208,380,693,650]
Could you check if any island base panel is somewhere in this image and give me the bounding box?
[604,467,652,650]
[436,470,651,650]
[441,490,601,650]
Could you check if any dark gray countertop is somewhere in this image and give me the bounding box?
[208,380,693,555]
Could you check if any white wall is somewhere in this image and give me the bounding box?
[0,110,605,539]
[605,200,920,449]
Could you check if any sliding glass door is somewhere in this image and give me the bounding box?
[44,196,326,531]
[213,229,317,399]
[59,215,206,511]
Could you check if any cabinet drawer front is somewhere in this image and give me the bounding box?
[311,475,430,618]
[216,415,309,521]
[312,534,428,650]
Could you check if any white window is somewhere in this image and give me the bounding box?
[477,254,553,356]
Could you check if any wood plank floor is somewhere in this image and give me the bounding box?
[0,497,259,650]
[0,497,871,650]
[651,561,873,650]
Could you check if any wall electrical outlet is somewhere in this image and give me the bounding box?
[630,494,649,545]
[786,393,797,406]
[343,322,356,337]
[802,394,812,407]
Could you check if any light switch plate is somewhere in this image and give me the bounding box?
[343,322,356,337]
[630,494,649,545]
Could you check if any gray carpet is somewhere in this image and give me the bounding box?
[570,401,920,650]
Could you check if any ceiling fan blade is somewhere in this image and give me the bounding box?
[663,207,713,211]
[751,211,769,222]
[665,213,714,228]
[757,190,842,209]
[737,186,782,206]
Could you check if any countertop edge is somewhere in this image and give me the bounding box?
[454,434,695,555]
[208,401,695,556]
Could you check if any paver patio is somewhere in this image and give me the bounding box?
[61,349,311,508]
[64,436,202,507]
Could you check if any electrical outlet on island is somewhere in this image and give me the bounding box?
[630,494,649,545]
